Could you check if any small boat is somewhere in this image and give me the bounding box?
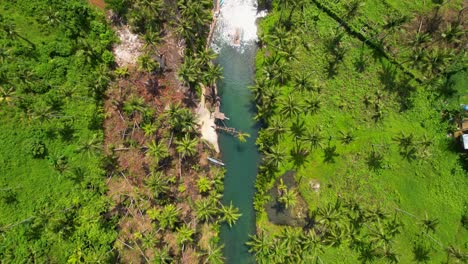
[208,157,225,166]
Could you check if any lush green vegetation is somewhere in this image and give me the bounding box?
[251,0,467,263]
[0,0,117,262]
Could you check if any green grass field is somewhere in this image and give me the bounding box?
[253,0,467,262]
[0,1,116,261]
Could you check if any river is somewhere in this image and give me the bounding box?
[212,0,262,263]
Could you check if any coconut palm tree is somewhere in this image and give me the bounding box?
[158,204,180,230]
[339,130,355,144]
[300,231,324,262]
[0,86,15,105]
[236,131,251,143]
[446,245,467,263]
[290,118,306,140]
[280,94,302,118]
[246,230,274,258]
[175,134,198,160]
[203,63,223,87]
[316,203,342,228]
[420,214,439,233]
[265,116,287,141]
[264,144,287,169]
[176,224,195,250]
[178,56,201,88]
[302,128,324,150]
[142,29,161,51]
[292,73,312,92]
[304,97,321,115]
[290,142,309,169]
[144,171,169,200]
[142,122,158,137]
[279,188,298,209]
[166,106,198,136]
[145,139,169,165]
[197,176,212,194]
[137,54,159,73]
[376,244,399,263]
[220,202,241,227]
[194,198,217,222]
[123,95,146,118]
[153,246,172,264]
[76,134,101,157]
[202,242,225,264]
[412,241,432,263]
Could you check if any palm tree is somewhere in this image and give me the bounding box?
[441,22,464,44]
[142,122,158,137]
[202,242,224,264]
[302,128,324,150]
[236,131,251,143]
[292,73,312,92]
[158,204,180,230]
[48,154,68,174]
[137,54,159,73]
[376,244,399,263]
[0,86,15,105]
[323,225,347,248]
[246,230,273,258]
[145,139,169,165]
[220,202,241,227]
[197,176,212,194]
[304,97,321,115]
[265,116,287,141]
[114,67,130,79]
[339,130,355,144]
[175,134,198,160]
[167,106,198,136]
[420,214,439,233]
[123,95,146,118]
[316,203,342,228]
[300,229,322,253]
[412,241,432,263]
[446,245,467,263]
[144,171,169,199]
[153,246,172,264]
[290,142,309,169]
[264,144,287,169]
[280,94,302,118]
[178,56,200,88]
[279,188,298,209]
[142,29,161,51]
[194,198,217,222]
[76,134,101,157]
[203,63,223,87]
[176,224,195,250]
[290,118,306,140]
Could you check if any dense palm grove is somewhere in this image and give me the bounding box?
[0,0,233,263]
[250,0,467,263]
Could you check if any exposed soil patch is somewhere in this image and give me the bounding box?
[113,26,144,67]
[265,171,309,227]
[88,0,105,10]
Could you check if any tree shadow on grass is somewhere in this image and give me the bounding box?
[323,145,339,163]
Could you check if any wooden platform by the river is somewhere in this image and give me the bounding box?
[214,104,229,120]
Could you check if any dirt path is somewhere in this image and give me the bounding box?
[88,0,105,10]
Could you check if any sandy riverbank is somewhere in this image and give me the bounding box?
[197,87,220,153]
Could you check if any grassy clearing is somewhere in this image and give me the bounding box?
[252,0,467,262]
[0,0,116,261]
